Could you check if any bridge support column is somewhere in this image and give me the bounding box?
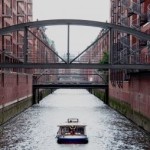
[67,24,70,63]
[109,28,114,64]
[88,88,92,94]
[32,87,36,104]
[105,88,109,105]
[37,89,40,103]
[32,87,40,104]
[23,27,28,63]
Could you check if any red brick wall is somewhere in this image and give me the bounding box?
[109,75,150,119]
[0,72,32,105]
[129,75,150,117]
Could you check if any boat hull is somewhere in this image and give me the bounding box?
[57,135,88,144]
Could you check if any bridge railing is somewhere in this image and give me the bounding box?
[0,19,150,71]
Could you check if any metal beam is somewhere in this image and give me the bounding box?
[0,19,150,40]
[94,70,108,84]
[109,28,113,64]
[23,27,28,63]
[67,24,70,63]
[1,63,150,69]
[70,29,110,63]
[33,83,108,89]
[28,29,67,63]
[33,73,105,76]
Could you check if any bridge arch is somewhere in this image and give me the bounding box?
[0,19,150,40]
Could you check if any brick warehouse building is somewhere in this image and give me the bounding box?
[79,29,109,84]
[0,0,58,125]
[109,0,150,132]
[79,0,150,132]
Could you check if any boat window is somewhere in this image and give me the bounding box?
[76,127,84,134]
[61,127,70,134]
[67,118,79,123]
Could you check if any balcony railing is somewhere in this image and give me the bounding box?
[139,39,147,47]
[18,51,23,61]
[17,11,25,17]
[130,42,139,55]
[121,17,129,27]
[129,53,150,64]
[16,0,24,2]
[2,7,12,18]
[118,38,149,65]
[131,18,140,30]
[3,45,12,55]
[17,38,24,45]
[120,35,130,47]
[147,41,150,54]
[130,54,140,64]
[27,0,32,4]
[130,0,141,15]
[140,0,145,3]
[27,10,32,16]
[140,14,148,26]
[112,43,118,64]
[120,48,129,64]
[128,8,134,17]
[17,6,25,17]
[120,0,130,8]
[28,33,33,40]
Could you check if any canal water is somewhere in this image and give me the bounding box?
[0,89,150,150]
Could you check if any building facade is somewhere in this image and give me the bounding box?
[79,29,109,84]
[0,0,33,125]
[0,0,58,125]
[109,0,150,132]
[0,0,33,104]
[0,0,33,69]
[79,0,150,132]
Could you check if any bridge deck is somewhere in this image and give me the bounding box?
[1,63,150,69]
[33,83,108,89]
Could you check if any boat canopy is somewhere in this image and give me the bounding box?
[58,118,86,127]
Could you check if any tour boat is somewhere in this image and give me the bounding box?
[56,118,88,144]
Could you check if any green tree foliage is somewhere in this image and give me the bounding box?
[99,51,109,64]
[98,51,109,72]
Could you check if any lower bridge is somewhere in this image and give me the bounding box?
[33,83,108,89]
[32,83,108,104]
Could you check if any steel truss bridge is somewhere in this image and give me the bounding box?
[1,19,150,104]
[0,19,150,70]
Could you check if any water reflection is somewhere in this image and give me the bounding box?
[0,89,150,150]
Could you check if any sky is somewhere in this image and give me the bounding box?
[32,0,110,57]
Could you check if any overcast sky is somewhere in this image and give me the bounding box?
[33,0,110,56]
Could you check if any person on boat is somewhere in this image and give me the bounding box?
[70,126,76,135]
[70,129,75,135]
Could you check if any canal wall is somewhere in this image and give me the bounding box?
[109,74,150,133]
[0,71,53,126]
[0,72,33,125]
[93,89,106,102]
